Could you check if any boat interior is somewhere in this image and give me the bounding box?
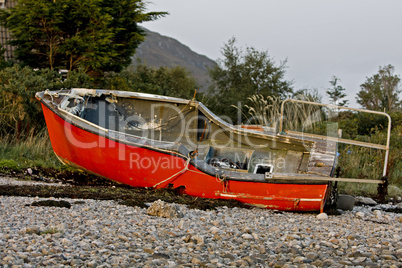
[40,89,338,182]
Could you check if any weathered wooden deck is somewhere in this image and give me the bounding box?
[285,131,337,177]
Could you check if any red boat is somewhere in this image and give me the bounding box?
[36,89,390,212]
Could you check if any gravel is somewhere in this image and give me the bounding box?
[0,176,69,187]
[0,177,401,267]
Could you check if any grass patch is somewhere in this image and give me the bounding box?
[39,227,62,235]
[0,159,20,172]
[338,182,402,200]
[0,129,98,182]
[0,129,62,171]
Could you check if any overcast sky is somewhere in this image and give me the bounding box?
[143,0,402,107]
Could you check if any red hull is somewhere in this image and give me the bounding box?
[41,103,328,212]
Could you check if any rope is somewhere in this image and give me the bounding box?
[215,174,228,192]
[152,156,191,188]
[152,153,228,190]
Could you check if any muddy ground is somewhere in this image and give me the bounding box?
[0,166,399,213]
[0,167,249,210]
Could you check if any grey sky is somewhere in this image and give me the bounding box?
[143,0,402,107]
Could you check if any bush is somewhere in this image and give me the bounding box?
[0,66,93,136]
[101,64,198,99]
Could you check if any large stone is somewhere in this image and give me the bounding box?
[380,255,396,260]
[366,238,378,245]
[355,196,377,206]
[355,211,365,218]
[372,210,382,218]
[242,233,253,240]
[147,200,183,218]
[87,260,99,267]
[305,252,318,260]
[3,255,15,262]
[191,234,204,244]
[316,213,328,220]
[25,226,40,235]
[152,253,170,259]
[178,219,190,230]
[293,256,305,263]
[191,257,202,264]
[222,253,236,260]
[209,226,221,234]
[336,195,355,210]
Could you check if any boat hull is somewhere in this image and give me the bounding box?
[41,102,328,212]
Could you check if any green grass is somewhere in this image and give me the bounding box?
[330,143,401,199]
[39,227,62,235]
[337,140,401,186]
[0,129,63,172]
[337,146,384,180]
[338,182,402,200]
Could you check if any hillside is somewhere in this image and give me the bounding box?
[131,28,216,92]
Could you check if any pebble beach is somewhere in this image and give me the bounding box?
[0,177,401,267]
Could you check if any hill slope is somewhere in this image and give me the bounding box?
[131,29,216,92]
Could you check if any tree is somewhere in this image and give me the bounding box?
[326,76,348,106]
[0,0,166,76]
[0,44,12,70]
[102,64,198,99]
[356,65,401,112]
[0,66,93,136]
[207,37,293,122]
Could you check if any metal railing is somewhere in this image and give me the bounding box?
[279,99,391,178]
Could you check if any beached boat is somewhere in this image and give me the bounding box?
[36,89,390,212]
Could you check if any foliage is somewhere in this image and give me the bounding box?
[102,64,198,99]
[242,95,282,127]
[326,76,348,106]
[241,90,323,132]
[292,88,322,103]
[0,44,12,70]
[62,68,95,89]
[241,89,324,133]
[337,124,402,188]
[327,110,401,188]
[207,38,293,123]
[0,66,52,136]
[0,0,166,76]
[334,110,400,140]
[338,183,402,199]
[242,88,401,189]
[0,66,93,136]
[356,64,401,112]
[0,63,198,137]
